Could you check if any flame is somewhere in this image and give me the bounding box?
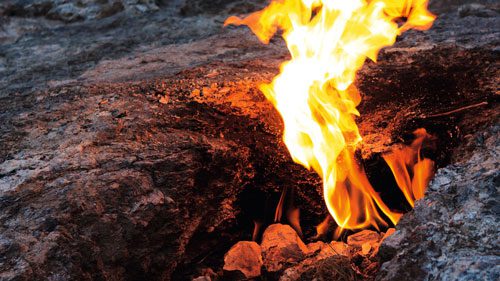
[226,1,435,231]
[383,129,435,207]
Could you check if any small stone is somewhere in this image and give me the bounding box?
[191,89,201,97]
[165,197,175,204]
[306,241,323,253]
[223,241,262,279]
[347,230,381,247]
[205,70,219,78]
[192,276,210,281]
[159,96,169,104]
[281,240,350,280]
[307,241,349,258]
[261,224,309,272]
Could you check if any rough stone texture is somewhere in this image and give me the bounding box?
[223,224,381,280]
[347,230,382,247]
[307,241,349,258]
[377,126,500,281]
[0,0,268,94]
[0,84,257,280]
[280,241,350,281]
[261,224,309,272]
[0,0,498,280]
[0,0,159,23]
[223,241,262,279]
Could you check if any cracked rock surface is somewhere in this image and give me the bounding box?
[0,0,499,280]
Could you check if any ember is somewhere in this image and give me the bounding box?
[226,0,436,233]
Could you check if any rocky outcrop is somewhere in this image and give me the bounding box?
[377,126,500,281]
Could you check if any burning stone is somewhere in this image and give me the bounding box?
[261,224,309,272]
[223,241,263,279]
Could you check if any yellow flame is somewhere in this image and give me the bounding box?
[383,128,435,207]
[226,0,435,231]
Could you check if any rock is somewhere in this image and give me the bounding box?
[193,276,211,281]
[223,241,263,279]
[261,224,309,272]
[307,240,349,257]
[0,0,158,22]
[458,4,498,18]
[46,3,84,23]
[377,126,500,281]
[306,241,323,253]
[373,228,396,258]
[279,240,350,280]
[378,229,406,263]
[347,230,381,247]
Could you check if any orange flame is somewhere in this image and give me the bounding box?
[226,0,435,231]
[383,129,435,207]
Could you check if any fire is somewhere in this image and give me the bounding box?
[226,1,435,232]
[383,129,435,207]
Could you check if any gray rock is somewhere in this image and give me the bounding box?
[458,4,498,18]
[0,0,158,22]
[377,126,500,281]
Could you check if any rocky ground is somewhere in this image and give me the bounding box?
[221,224,397,281]
[0,0,499,280]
